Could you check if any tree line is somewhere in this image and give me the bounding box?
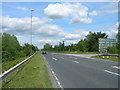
[42,32,119,54]
[1,33,39,62]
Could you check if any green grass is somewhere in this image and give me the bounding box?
[91,56,119,62]
[2,56,28,73]
[2,53,53,88]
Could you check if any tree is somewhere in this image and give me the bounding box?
[2,33,22,52]
[117,24,120,54]
[54,45,59,51]
[2,33,39,62]
[62,41,65,51]
[0,33,2,61]
[43,43,53,51]
[23,43,32,56]
[2,33,22,61]
[52,41,65,51]
[76,39,88,52]
[41,32,109,53]
[85,32,108,52]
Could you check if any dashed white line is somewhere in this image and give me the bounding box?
[111,66,120,69]
[52,57,57,61]
[73,57,77,59]
[72,60,79,64]
[104,70,120,76]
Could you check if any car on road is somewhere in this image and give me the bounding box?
[42,51,47,55]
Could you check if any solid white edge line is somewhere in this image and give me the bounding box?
[111,66,120,69]
[50,69,63,89]
[104,70,120,76]
[41,54,63,89]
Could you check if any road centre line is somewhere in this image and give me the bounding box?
[52,57,57,61]
[104,70,120,76]
[72,60,79,64]
[111,66,120,69]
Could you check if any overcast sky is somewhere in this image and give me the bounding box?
[1,2,118,49]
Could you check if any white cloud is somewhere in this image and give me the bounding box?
[105,23,118,38]
[106,29,118,38]
[74,29,89,37]
[70,17,92,24]
[64,33,81,40]
[37,40,53,43]
[2,16,117,49]
[1,16,85,48]
[33,24,66,39]
[89,11,98,16]
[73,22,118,39]
[116,22,120,27]
[16,7,28,11]
[66,40,78,44]
[44,3,97,24]
[44,3,69,19]
[1,16,51,34]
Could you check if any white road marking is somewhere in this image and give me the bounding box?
[104,70,120,76]
[51,69,63,88]
[73,57,77,59]
[52,57,57,61]
[111,66,120,69]
[72,60,79,64]
[42,55,63,89]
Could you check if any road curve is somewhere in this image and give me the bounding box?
[40,52,119,88]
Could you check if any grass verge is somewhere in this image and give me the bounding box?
[91,56,119,62]
[2,53,52,88]
[2,56,28,73]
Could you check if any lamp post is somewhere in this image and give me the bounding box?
[30,9,35,55]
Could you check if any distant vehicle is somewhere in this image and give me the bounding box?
[42,51,47,55]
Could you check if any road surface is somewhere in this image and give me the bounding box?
[41,52,119,88]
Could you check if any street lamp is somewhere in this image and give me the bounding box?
[30,9,35,55]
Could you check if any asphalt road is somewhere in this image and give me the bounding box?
[42,52,119,88]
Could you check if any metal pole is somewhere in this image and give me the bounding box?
[30,9,34,55]
[31,10,32,55]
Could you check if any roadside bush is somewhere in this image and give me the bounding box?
[2,33,39,62]
[107,46,117,54]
